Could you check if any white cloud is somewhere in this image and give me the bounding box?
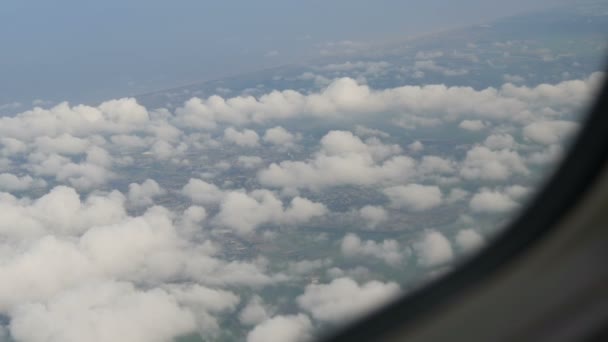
[259,131,413,191]
[247,314,312,342]
[224,127,260,147]
[297,277,400,324]
[455,229,485,253]
[110,134,147,149]
[181,178,224,205]
[1,137,27,156]
[0,173,46,191]
[34,134,90,155]
[165,283,240,333]
[287,259,332,276]
[523,120,579,145]
[418,156,456,176]
[408,140,424,152]
[0,69,601,341]
[169,73,602,130]
[469,188,519,213]
[0,187,280,341]
[459,120,486,131]
[414,230,454,267]
[25,148,115,190]
[9,281,196,342]
[215,190,326,235]
[460,146,528,181]
[149,140,180,160]
[341,233,403,265]
[237,156,264,169]
[239,296,273,326]
[383,184,442,211]
[0,186,127,240]
[505,185,531,200]
[358,205,388,229]
[127,179,166,207]
[484,133,516,150]
[0,98,150,141]
[263,126,297,146]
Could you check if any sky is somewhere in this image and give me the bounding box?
[0,0,565,106]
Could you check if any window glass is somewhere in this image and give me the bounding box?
[0,1,606,341]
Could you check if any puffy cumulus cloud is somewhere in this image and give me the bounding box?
[164,283,240,333]
[0,65,600,341]
[418,155,457,176]
[0,186,126,239]
[224,127,260,147]
[297,277,400,324]
[0,173,46,191]
[172,74,601,129]
[247,314,313,342]
[455,229,485,253]
[0,137,27,156]
[460,146,528,181]
[358,205,388,229]
[180,178,224,205]
[263,126,298,146]
[0,98,149,141]
[383,184,442,211]
[1,74,600,153]
[414,230,454,267]
[127,179,166,207]
[179,205,208,236]
[25,146,115,190]
[98,98,150,126]
[505,184,531,201]
[148,140,187,161]
[259,131,413,191]
[320,131,401,161]
[484,133,516,150]
[9,281,196,342]
[239,296,274,326]
[459,120,486,131]
[0,186,291,341]
[500,72,604,110]
[469,188,520,213]
[408,140,424,152]
[215,190,327,235]
[237,156,264,169]
[33,134,90,155]
[523,120,579,145]
[110,134,148,149]
[341,233,404,265]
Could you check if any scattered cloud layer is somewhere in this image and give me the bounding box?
[0,69,601,341]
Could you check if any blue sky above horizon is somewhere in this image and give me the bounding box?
[0,0,567,106]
